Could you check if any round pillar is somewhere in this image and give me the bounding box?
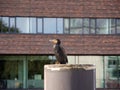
[44,64,96,90]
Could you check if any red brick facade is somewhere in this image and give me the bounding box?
[0,0,120,18]
[0,34,120,55]
[0,1,120,54]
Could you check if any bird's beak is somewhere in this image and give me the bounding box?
[49,39,57,44]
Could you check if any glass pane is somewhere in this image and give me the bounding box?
[109,19,116,34]
[90,19,95,34]
[2,17,9,33]
[64,18,69,34]
[83,18,89,34]
[44,18,56,34]
[104,56,120,88]
[10,17,16,33]
[30,18,36,33]
[37,18,43,34]
[0,17,1,32]
[96,19,109,34]
[70,18,82,34]
[56,18,63,34]
[16,17,30,33]
[117,19,120,34]
[27,56,52,88]
[0,56,24,89]
[68,56,104,88]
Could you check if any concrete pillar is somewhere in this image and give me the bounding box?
[44,64,96,90]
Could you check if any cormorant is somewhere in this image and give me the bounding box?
[49,39,68,64]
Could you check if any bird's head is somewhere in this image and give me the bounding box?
[49,39,61,45]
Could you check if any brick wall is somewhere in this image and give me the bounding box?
[0,0,120,18]
[0,34,120,55]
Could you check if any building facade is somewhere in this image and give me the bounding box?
[0,0,120,90]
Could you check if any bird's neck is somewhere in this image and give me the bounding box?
[53,44,60,48]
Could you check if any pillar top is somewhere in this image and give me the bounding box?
[44,64,95,71]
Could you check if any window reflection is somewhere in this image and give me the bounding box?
[117,19,120,34]
[9,17,16,33]
[30,18,36,33]
[109,19,116,34]
[83,18,89,34]
[16,17,29,33]
[96,19,109,34]
[70,18,82,34]
[37,18,43,33]
[2,17,9,33]
[0,17,120,34]
[56,18,63,34]
[90,19,95,34]
[104,56,120,88]
[44,18,57,34]
[64,19,70,34]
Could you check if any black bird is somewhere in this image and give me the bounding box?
[49,39,68,64]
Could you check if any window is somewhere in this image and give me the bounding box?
[83,18,89,34]
[0,55,52,89]
[44,18,57,34]
[29,18,36,33]
[0,17,120,34]
[2,17,9,33]
[96,19,109,34]
[109,19,116,34]
[9,17,16,33]
[70,18,82,34]
[64,18,70,34]
[117,19,120,34]
[37,18,43,33]
[16,17,30,33]
[90,19,96,34]
[56,18,63,34]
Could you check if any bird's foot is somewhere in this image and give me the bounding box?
[55,61,60,64]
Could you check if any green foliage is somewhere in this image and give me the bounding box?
[0,20,19,33]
